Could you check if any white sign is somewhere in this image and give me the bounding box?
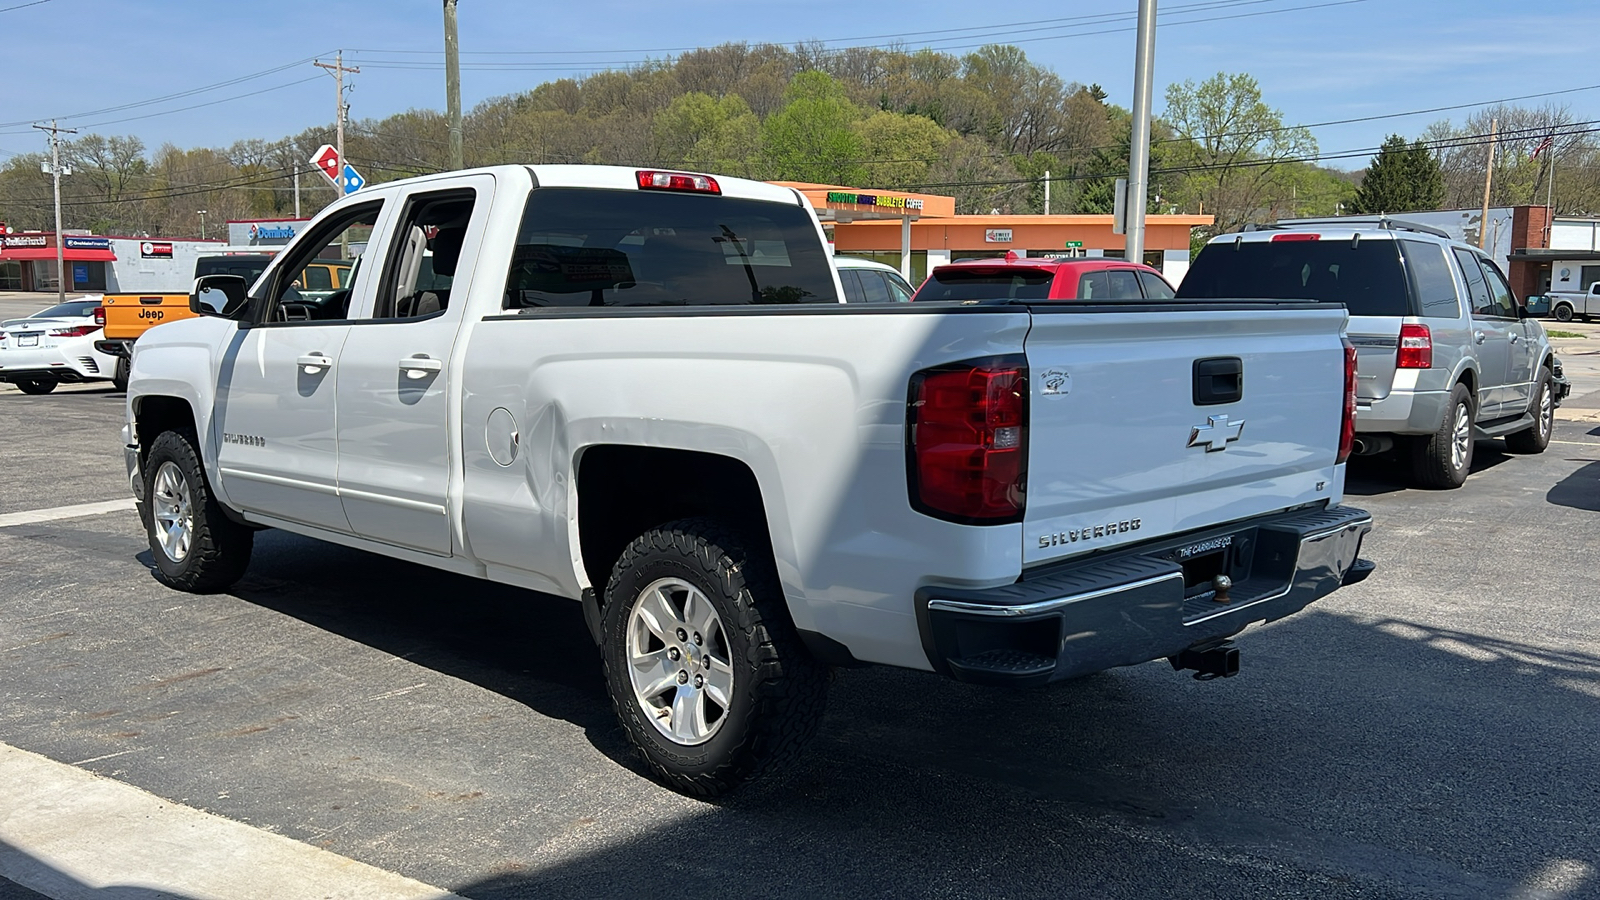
[984,229,1013,244]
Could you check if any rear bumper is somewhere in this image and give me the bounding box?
[915,505,1373,686]
[94,338,133,358]
[1356,387,1447,434]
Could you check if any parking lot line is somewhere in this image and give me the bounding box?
[0,500,134,529]
[0,742,463,900]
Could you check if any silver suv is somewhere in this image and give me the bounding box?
[1178,218,1566,488]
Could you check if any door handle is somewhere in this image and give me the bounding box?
[399,355,443,379]
[1509,333,1520,343]
[296,353,333,373]
[1474,331,1486,344]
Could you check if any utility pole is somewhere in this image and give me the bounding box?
[197,209,208,240]
[444,0,463,171]
[1124,0,1158,265]
[315,52,360,191]
[33,119,77,304]
[293,164,301,218]
[1043,170,1050,216]
[1477,117,1497,249]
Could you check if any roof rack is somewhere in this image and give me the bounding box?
[1270,215,1452,240]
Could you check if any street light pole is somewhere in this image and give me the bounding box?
[1125,0,1158,265]
[197,210,208,241]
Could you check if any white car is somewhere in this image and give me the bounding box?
[833,255,915,302]
[0,297,116,394]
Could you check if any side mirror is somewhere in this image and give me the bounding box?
[191,274,248,318]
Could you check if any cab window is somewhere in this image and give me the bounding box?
[1137,270,1175,300]
[377,189,476,319]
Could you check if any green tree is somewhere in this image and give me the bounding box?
[758,71,867,183]
[1162,72,1316,234]
[1349,134,1445,214]
[853,110,952,186]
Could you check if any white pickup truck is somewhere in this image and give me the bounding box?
[122,165,1374,795]
[1546,282,1600,322]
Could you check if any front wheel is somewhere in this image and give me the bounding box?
[14,377,56,395]
[1505,370,1554,454]
[143,430,253,592]
[1412,383,1475,489]
[600,518,827,797]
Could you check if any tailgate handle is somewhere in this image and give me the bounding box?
[139,296,165,305]
[1193,357,1243,406]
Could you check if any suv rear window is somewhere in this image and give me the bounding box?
[1177,238,1411,317]
[917,268,1053,302]
[504,188,837,307]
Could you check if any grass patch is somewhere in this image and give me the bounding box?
[1547,330,1586,338]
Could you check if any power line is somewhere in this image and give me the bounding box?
[0,0,52,12]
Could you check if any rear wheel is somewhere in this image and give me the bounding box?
[143,430,253,592]
[1505,369,1554,454]
[14,377,57,395]
[600,518,827,797]
[1554,303,1574,322]
[112,357,129,392]
[1412,383,1475,489]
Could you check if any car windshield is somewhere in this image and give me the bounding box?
[30,300,99,319]
[917,268,1053,302]
[1177,238,1410,317]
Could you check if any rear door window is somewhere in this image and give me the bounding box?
[837,269,865,303]
[884,272,913,303]
[1106,270,1143,300]
[918,269,1053,302]
[1398,240,1461,318]
[1076,270,1110,300]
[1137,270,1175,300]
[1177,238,1411,316]
[857,271,893,304]
[505,188,839,307]
[1452,248,1497,317]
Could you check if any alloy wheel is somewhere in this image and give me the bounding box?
[1450,402,1472,472]
[625,577,735,746]
[151,461,193,562]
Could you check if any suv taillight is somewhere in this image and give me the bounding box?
[908,358,1027,523]
[1338,337,1358,464]
[93,305,105,326]
[1398,323,1432,369]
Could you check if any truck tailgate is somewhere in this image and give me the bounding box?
[101,293,190,341]
[1022,304,1349,567]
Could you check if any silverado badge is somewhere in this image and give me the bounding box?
[1188,415,1245,452]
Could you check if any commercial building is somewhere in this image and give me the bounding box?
[227,217,313,249]
[0,232,222,293]
[775,182,1212,285]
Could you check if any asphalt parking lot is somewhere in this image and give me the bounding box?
[2,305,1599,898]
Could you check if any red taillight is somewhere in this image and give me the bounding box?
[49,325,99,338]
[636,170,721,195]
[1397,323,1432,369]
[908,359,1027,523]
[1271,233,1320,241]
[1338,338,1358,465]
[93,305,105,326]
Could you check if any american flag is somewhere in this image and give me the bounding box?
[1532,134,1554,159]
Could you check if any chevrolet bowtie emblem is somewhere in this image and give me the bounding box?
[1189,415,1245,452]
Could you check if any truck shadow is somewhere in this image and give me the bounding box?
[219,533,1599,898]
[1547,460,1600,511]
[1343,440,1515,496]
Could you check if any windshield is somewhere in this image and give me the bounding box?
[31,300,99,319]
[1177,238,1411,317]
[916,269,1053,302]
[505,188,838,307]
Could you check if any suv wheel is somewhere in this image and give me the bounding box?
[1412,383,1475,489]
[1553,303,1574,323]
[112,357,130,392]
[1505,369,1554,454]
[600,517,827,797]
[144,430,254,591]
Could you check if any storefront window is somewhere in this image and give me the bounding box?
[0,261,20,291]
[31,260,59,291]
[843,250,928,285]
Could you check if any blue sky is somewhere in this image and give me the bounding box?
[1,0,1594,170]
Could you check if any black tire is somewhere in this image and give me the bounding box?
[600,517,827,797]
[112,357,129,392]
[1505,369,1554,454]
[1554,303,1573,322]
[143,429,253,592]
[1411,383,1475,489]
[14,377,56,395]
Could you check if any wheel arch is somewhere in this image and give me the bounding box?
[132,394,197,464]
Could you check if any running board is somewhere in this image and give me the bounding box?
[1474,413,1535,440]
